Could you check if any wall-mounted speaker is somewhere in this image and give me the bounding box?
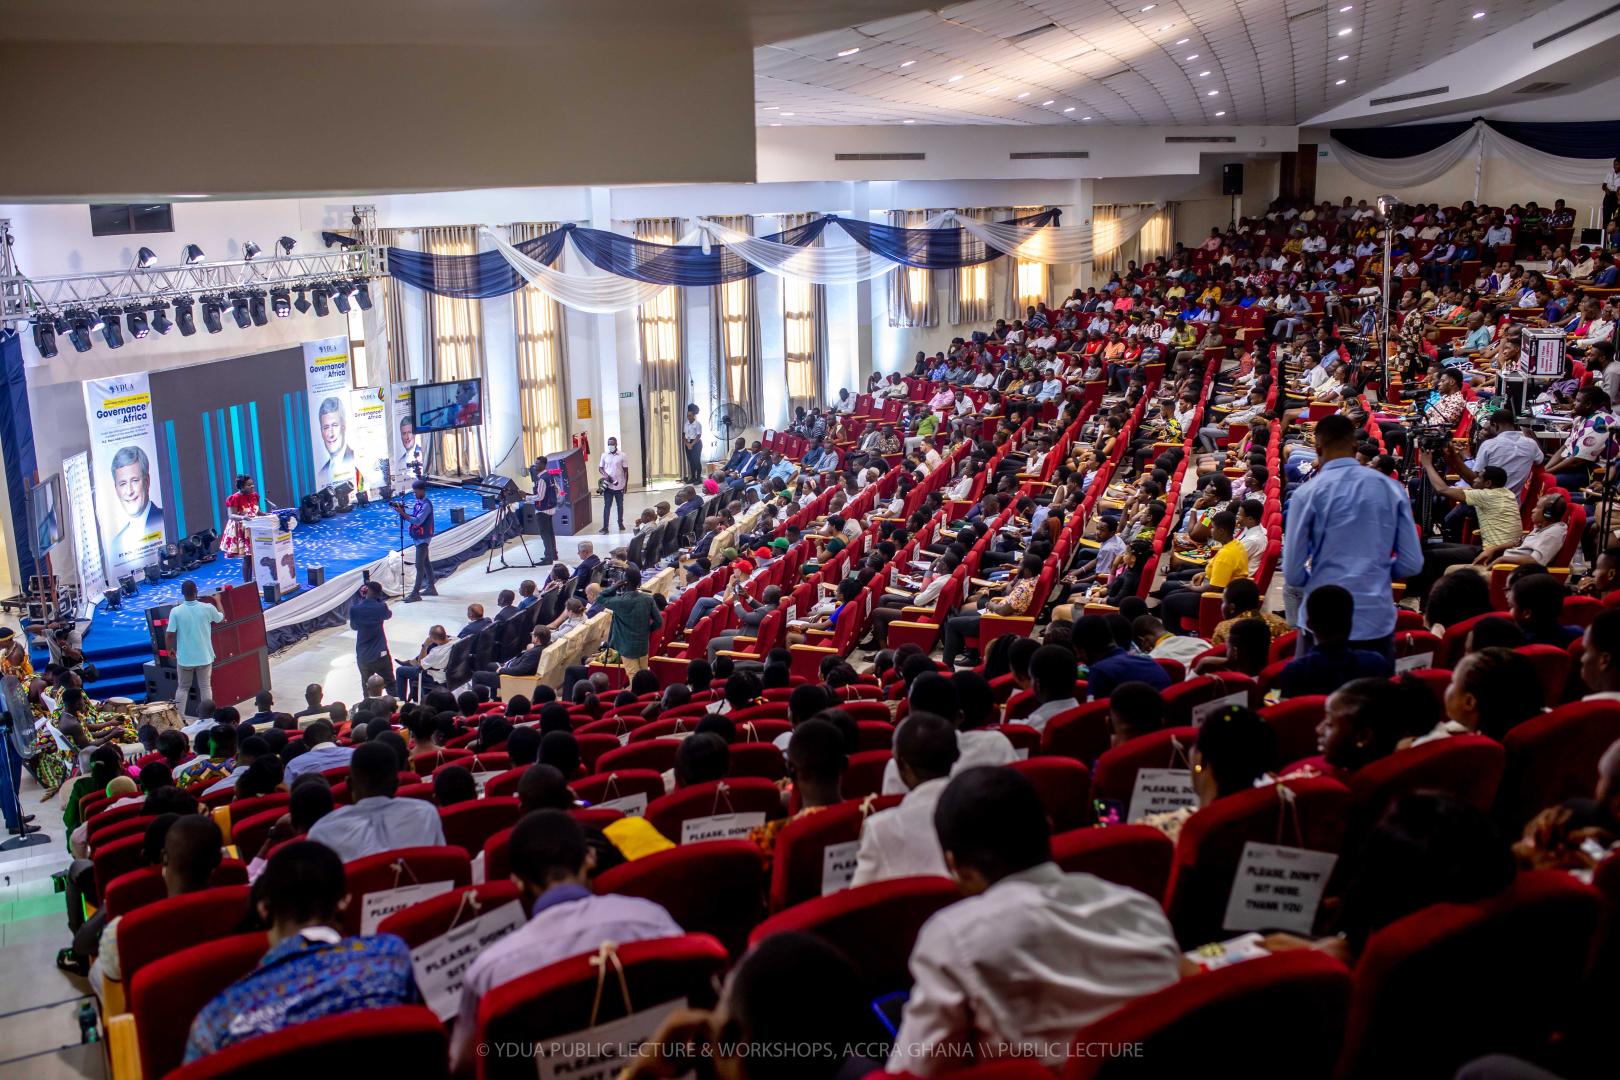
[1222,163,1245,196]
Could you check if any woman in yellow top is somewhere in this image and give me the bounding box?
[1198,282,1223,305]
[1160,509,1250,631]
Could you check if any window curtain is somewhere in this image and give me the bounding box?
[420,225,487,475]
[778,211,826,415]
[887,209,937,328]
[380,228,415,383]
[1011,205,1050,310]
[1140,205,1175,263]
[635,217,686,481]
[508,222,571,462]
[949,207,1001,325]
[1090,203,1170,278]
[709,215,761,430]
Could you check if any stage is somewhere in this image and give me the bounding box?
[49,486,508,699]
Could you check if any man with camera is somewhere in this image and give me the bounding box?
[528,457,560,564]
[392,479,436,603]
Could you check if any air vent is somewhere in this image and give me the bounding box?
[1534,2,1620,48]
[1010,151,1091,159]
[1369,85,1449,106]
[1164,136,1236,144]
[1514,81,1569,94]
[1006,21,1058,43]
[1288,4,1327,22]
[834,152,926,161]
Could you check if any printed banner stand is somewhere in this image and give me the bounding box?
[248,514,298,596]
[81,373,167,581]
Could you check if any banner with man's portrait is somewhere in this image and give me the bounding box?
[82,373,167,580]
[390,381,426,486]
[304,336,357,492]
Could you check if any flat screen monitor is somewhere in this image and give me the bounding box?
[410,378,484,433]
[28,475,63,553]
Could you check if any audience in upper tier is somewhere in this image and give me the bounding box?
[46,193,1620,1079]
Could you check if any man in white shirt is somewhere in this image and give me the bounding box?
[283,720,355,784]
[450,810,683,1074]
[394,624,455,701]
[306,743,445,863]
[850,712,957,887]
[1023,644,1081,734]
[683,403,704,484]
[1236,499,1267,575]
[1483,220,1513,247]
[1301,233,1326,254]
[888,767,1181,1074]
[1471,410,1544,495]
[880,673,1018,794]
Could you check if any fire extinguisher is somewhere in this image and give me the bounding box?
[572,431,590,461]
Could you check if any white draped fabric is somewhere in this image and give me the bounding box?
[945,212,1097,264]
[1090,202,1165,259]
[1328,119,1613,192]
[694,218,900,285]
[480,226,688,314]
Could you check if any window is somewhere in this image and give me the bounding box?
[89,203,173,237]
[635,218,686,480]
[1016,259,1048,308]
[784,275,820,407]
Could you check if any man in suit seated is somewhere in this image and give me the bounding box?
[492,590,519,622]
[571,541,601,585]
[472,627,553,694]
[458,603,491,639]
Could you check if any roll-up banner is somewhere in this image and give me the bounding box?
[390,381,425,485]
[304,335,358,491]
[81,373,166,581]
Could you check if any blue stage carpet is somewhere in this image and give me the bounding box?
[49,488,492,699]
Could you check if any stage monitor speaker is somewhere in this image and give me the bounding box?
[1222,163,1244,196]
[104,588,122,610]
[451,507,468,525]
[307,565,326,587]
[262,583,280,606]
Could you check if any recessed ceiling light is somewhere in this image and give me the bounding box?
[837,47,860,57]
[769,123,781,127]
[947,74,963,82]
[1207,90,1219,96]
[1199,70,1210,77]
[902,119,915,124]
[989,85,1002,91]
[781,111,795,116]
[763,105,779,110]
[1472,9,1486,16]
[1176,38,1189,44]
[1157,24,1173,32]
[1186,53,1199,60]
[1338,27,1353,35]
[1215,110,1226,116]
[1337,54,1349,60]
[1083,115,1092,120]
[1339,4,1353,10]
[1335,78,1347,85]
[1016,91,1030,98]
[1063,106,1075,112]
[1140,4,1156,11]
[900,59,916,67]
[1042,99,1054,105]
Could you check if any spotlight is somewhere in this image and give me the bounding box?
[190,527,219,562]
[118,573,138,597]
[142,563,161,585]
[67,312,93,352]
[317,488,338,518]
[331,282,352,314]
[229,294,251,329]
[242,241,261,260]
[299,493,322,524]
[150,302,173,335]
[321,231,357,249]
[247,291,268,326]
[89,309,106,332]
[201,296,224,334]
[277,236,296,256]
[103,588,122,611]
[271,287,291,318]
[98,307,125,348]
[124,305,150,339]
[182,243,206,264]
[311,286,330,317]
[173,296,197,336]
[32,318,57,359]
[293,288,311,314]
[177,539,201,571]
[136,246,158,268]
[159,544,183,577]
[352,279,372,310]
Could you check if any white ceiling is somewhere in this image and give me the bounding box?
[754,0,1561,127]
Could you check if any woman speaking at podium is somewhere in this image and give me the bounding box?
[222,475,261,582]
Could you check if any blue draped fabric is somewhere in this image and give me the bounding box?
[386,225,572,299]
[1329,122,1473,158]
[1486,120,1620,159]
[0,331,40,587]
[829,208,1063,268]
[565,217,832,286]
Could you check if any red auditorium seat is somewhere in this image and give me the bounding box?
[594,739,681,775]
[571,768,666,811]
[1338,871,1602,1079]
[340,847,473,936]
[1161,673,1255,726]
[1040,700,1113,764]
[1007,757,1093,830]
[438,797,522,857]
[748,876,961,997]
[592,840,765,956]
[1260,695,1327,767]
[844,749,893,800]
[1063,951,1350,1080]
[375,881,523,949]
[113,885,253,993]
[727,741,788,781]
[1051,825,1174,903]
[102,859,249,918]
[474,935,728,1080]
[1163,777,1351,948]
[643,778,783,844]
[1348,735,1505,832]
[1497,699,1620,828]
[166,1006,448,1080]
[769,795,902,912]
[121,932,269,1080]
[1513,643,1572,705]
[1092,727,1200,805]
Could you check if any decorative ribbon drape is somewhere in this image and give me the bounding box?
[1328,118,1615,191]
[387,209,1088,311]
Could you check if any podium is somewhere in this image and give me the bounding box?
[143,582,270,709]
[249,514,298,598]
[545,447,593,536]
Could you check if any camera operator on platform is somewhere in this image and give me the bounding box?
[393,479,437,603]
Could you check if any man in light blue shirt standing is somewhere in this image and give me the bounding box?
[166,580,223,718]
[1283,414,1424,656]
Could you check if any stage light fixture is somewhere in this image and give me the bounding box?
[299,493,322,524]
[277,236,296,256]
[103,588,122,610]
[32,318,58,358]
[331,282,352,314]
[229,294,251,329]
[321,231,358,249]
[247,291,268,326]
[136,246,158,268]
[124,305,150,339]
[177,539,201,571]
[118,573,138,597]
[311,286,330,317]
[89,309,106,332]
[201,296,224,334]
[142,563,161,585]
[182,243,206,264]
[190,527,219,562]
[242,241,261,260]
[271,287,291,318]
[351,279,372,310]
[67,312,94,353]
[317,488,338,518]
[150,302,173,335]
[98,307,125,348]
[293,288,310,314]
[159,544,183,577]
[173,296,196,336]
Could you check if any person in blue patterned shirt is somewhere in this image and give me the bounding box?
[182,841,417,1063]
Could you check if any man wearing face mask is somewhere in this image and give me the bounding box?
[598,436,628,534]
